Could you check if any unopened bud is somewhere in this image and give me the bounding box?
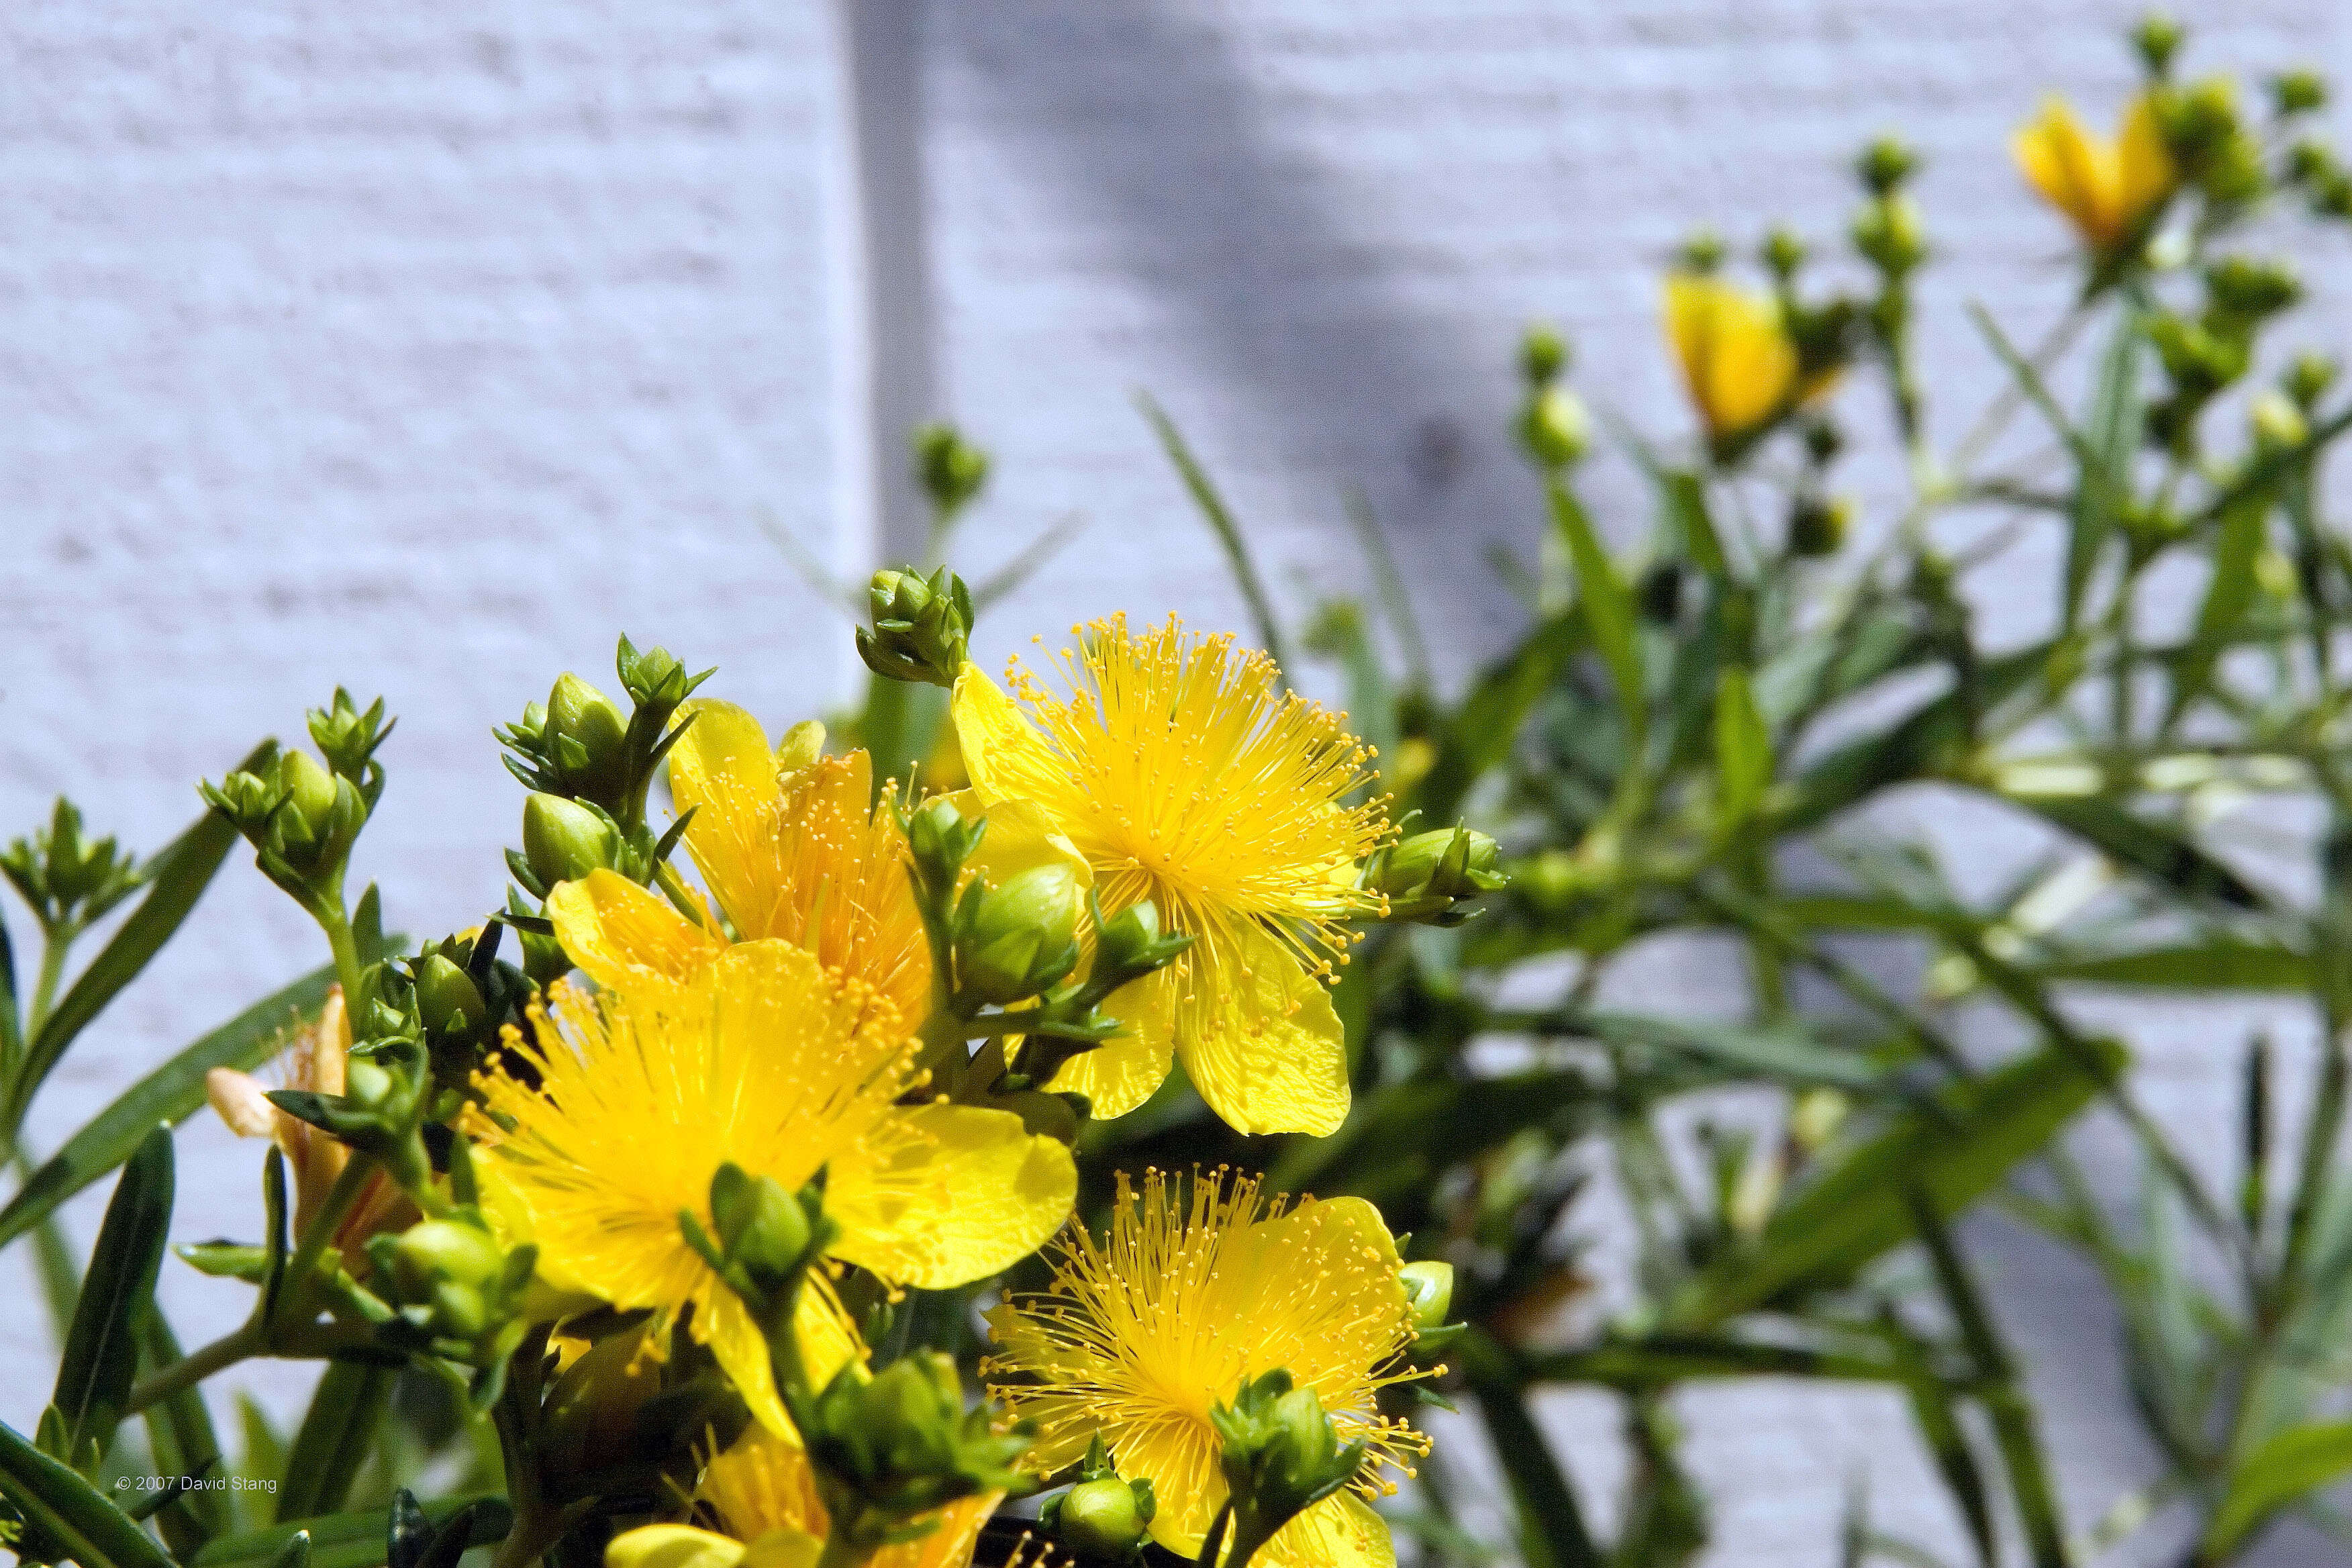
[2251,389,2309,452]
[279,751,340,835]
[1059,1479,1149,1558]
[1519,324,1569,387]
[344,1058,394,1109]
[1516,386,1589,471]
[1856,135,1919,195]
[2287,353,2339,411]
[546,674,630,806]
[1093,898,1191,987]
[391,1219,505,1300]
[2206,256,2300,321]
[1376,826,1506,926]
[957,864,1084,1006]
[1852,193,1927,275]
[1677,231,1726,273]
[708,1163,814,1292]
[1788,495,1853,558]
[2132,13,2184,78]
[2272,70,2326,117]
[415,953,487,1038]
[522,793,618,889]
[1400,1261,1457,1331]
[858,566,974,688]
[1761,226,1808,281]
[914,423,992,519]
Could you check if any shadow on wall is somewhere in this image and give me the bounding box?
[932,1,1542,671]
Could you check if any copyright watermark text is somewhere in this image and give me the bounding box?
[116,1475,277,1494]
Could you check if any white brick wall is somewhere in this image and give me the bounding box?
[3,2,2346,1562]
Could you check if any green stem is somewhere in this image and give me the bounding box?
[125,1319,262,1416]
[274,1151,379,1334]
[319,902,364,1014]
[25,926,71,1042]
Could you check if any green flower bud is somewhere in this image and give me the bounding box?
[1400,1261,1457,1331]
[2287,353,2339,411]
[805,1353,1036,1534]
[1676,231,1726,273]
[913,423,991,519]
[546,673,630,806]
[344,1058,394,1109]
[1209,1371,1367,1567]
[2288,138,2341,190]
[1519,323,1568,387]
[1,799,141,930]
[390,1219,506,1300]
[1091,898,1193,989]
[707,1163,816,1294]
[415,953,487,1038]
[2251,389,2309,452]
[2271,69,2326,117]
[1761,226,1808,281]
[1516,386,1589,472]
[2132,13,2184,78]
[305,689,392,783]
[279,750,340,836]
[957,864,1084,1006]
[1058,1478,1149,1558]
[857,565,974,688]
[2206,256,2300,322]
[1856,135,1919,195]
[1851,193,1927,275]
[522,792,618,890]
[1788,495,1853,558]
[1375,826,1506,927]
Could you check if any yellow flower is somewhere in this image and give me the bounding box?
[603,1426,1010,1568]
[547,701,1085,1029]
[1663,274,1821,448]
[950,616,1389,1136]
[2013,93,2176,254]
[983,1169,1428,1568]
[467,941,1075,1436]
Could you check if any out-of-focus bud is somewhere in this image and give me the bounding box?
[1400,1261,1457,1332]
[1676,230,1726,273]
[913,422,991,520]
[804,1353,1036,1536]
[1761,226,1808,282]
[1516,385,1590,472]
[2272,69,2327,117]
[1374,825,1507,928]
[2287,138,2341,190]
[522,793,620,890]
[1788,495,1854,559]
[1519,322,1568,387]
[957,864,1084,1007]
[1788,1086,1851,1153]
[2206,256,2301,322]
[706,1163,819,1297]
[2287,353,2339,411]
[1851,192,1928,276]
[1637,561,1684,626]
[1857,135,1920,195]
[1,797,142,933]
[2251,389,2310,452]
[2132,12,2184,78]
[546,673,630,807]
[857,565,975,688]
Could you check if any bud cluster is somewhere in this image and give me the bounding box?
[497,636,714,836]
[857,566,975,688]
[0,797,142,940]
[1369,824,1506,928]
[1207,1370,1369,1568]
[200,690,393,922]
[802,1355,1036,1553]
[2147,256,2304,456]
[1514,324,1589,474]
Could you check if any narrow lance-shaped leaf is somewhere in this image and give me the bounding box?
[0,1416,179,1568]
[2202,1421,2352,1560]
[48,1124,174,1471]
[1714,667,1771,824]
[1551,480,1645,752]
[193,1496,512,1568]
[2062,313,2141,634]
[276,1363,391,1523]
[139,1304,233,1549]
[0,961,340,1251]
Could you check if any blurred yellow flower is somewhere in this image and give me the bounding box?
[603,1425,1008,1568]
[1664,274,1823,448]
[467,941,1074,1437]
[951,616,1390,1136]
[2013,93,2176,254]
[984,1169,1427,1568]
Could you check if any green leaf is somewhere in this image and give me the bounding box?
[7,746,272,1135]
[2017,797,2263,911]
[138,1306,232,1549]
[1551,481,1643,750]
[1670,1038,2126,1329]
[2063,314,2142,633]
[1137,393,1293,675]
[1522,1335,1913,1387]
[2204,1420,2352,1559]
[1577,1010,1893,1093]
[234,1395,287,1500]
[2032,940,2311,991]
[2169,492,2268,721]
[50,1125,174,1471]
[0,1416,179,1568]
[1465,1357,1601,1568]
[1713,667,1771,823]
[276,1364,391,1522]
[0,962,338,1251]
[194,1496,511,1568]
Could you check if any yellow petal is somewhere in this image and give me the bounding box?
[205,1068,276,1138]
[1047,967,1177,1120]
[547,869,723,989]
[937,791,1095,893]
[669,699,779,821]
[877,1494,1000,1568]
[2014,96,2119,246]
[701,1271,866,1440]
[829,1104,1075,1288]
[1663,275,1794,442]
[1260,1493,1396,1568]
[2116,91,2176,233]
[740,1531,823,1568]
[948,665,1044,807]
[1175,922,1351,1137]
[606,1525,748,1568]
